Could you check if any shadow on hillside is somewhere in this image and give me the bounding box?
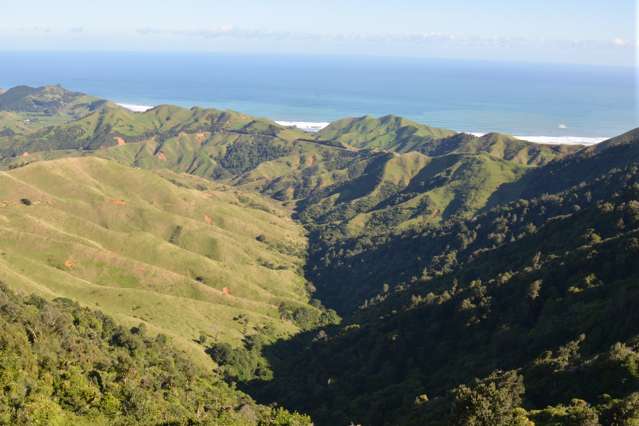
[232,324,365,426]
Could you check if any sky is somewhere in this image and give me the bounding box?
[0,0,636,66]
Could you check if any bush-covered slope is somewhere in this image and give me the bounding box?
[488,128,639,207]
[303,129,639,312]
[241,156,639,426]
[0,284,311,425]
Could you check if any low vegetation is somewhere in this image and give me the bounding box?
[0,284,311,425]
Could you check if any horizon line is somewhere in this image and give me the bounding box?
[0,49,634,70]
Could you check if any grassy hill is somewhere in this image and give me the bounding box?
[316,115,456,152]
[0,156,334,366]
[316,115,578,166]
[0,85,591,315]
[0,85,104,132]
[297,150,527,238]
[0,87,580,244]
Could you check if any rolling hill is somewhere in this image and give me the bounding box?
[0,87,581,257]
[0,156,334,366]
[0,85,105,132]
[316,115,456,152]
[2,84,638,425]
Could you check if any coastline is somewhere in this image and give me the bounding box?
[116,103,609,145]
[468,132,607,146]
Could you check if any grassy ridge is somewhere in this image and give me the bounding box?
[0,156,322,366]
[0,85,104,132]
[316,115,456,152]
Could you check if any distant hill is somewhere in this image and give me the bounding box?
[316,115,578,166]
[418,132,579,166]
[0,87,577,239]
[317,115,456,151]
[488,128,639,207]
[0,85,105,130]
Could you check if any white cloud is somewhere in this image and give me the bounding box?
[18,26,53,33]
[135,26,636,51]
[612,37,628,47]
[136,26,296,40]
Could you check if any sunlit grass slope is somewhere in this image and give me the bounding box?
[0,156,318,365]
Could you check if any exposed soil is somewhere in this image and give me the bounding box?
[195,132,208,144]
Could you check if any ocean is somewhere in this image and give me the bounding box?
[1,51,636,142]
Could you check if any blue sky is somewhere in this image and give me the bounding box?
[1,0,636,66]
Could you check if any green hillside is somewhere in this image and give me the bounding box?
[2,84,638,425]
[489,128,639,206]
[0,85,590,316]
[316,115,577,166]
[316,115,456,152]
[298,150,527,239]
[0,87,578,245]
[0,85,104,132]
[0,156,334,366]
[0,284,311,425]
[418,132,579,166]
[238,141,639,426]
